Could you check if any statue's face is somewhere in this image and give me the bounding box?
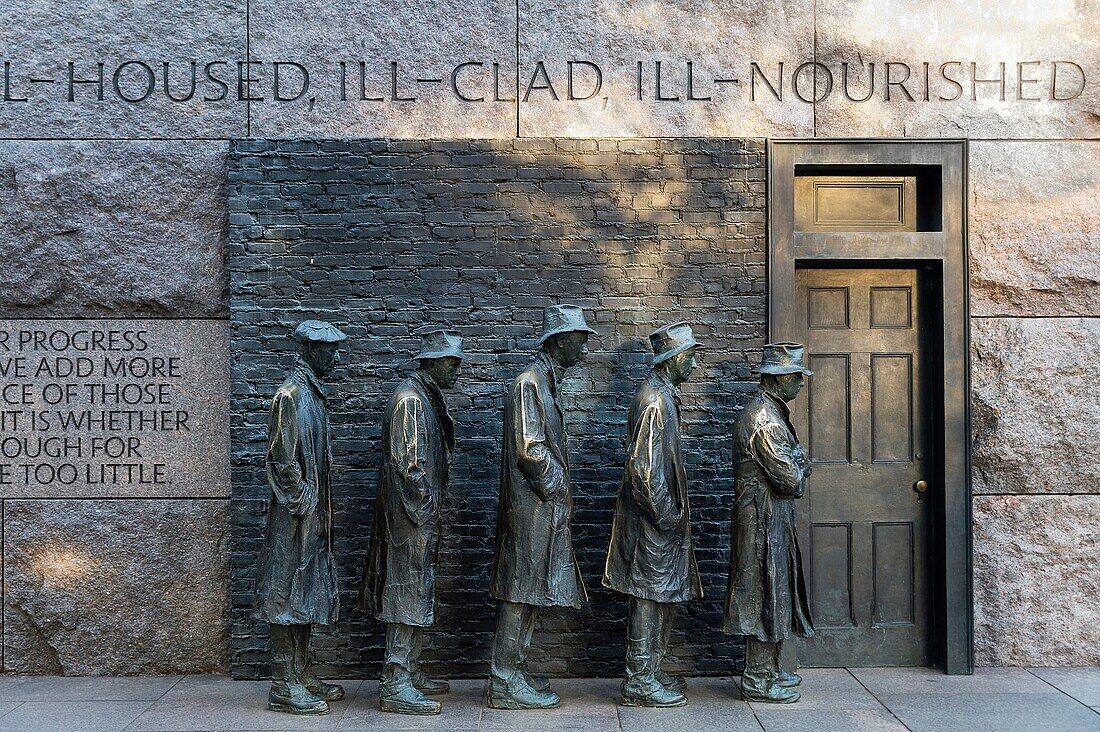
[665,347,698,385]
[772,372,805,402]
[423,357,461,389]
[553,331,589,368]
[304,342,341,377]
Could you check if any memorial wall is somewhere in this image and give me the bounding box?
[1,0,1098,676]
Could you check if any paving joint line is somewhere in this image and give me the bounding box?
[845,667,913,731]
[1025,668,1100,716]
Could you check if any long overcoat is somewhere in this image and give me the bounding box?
[723,388,814,643]
[359,371,454,627]
[490,352,587,608]
[604,371,701,604]
[253,363,339,626]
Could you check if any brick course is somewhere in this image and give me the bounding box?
[228,138,767,678]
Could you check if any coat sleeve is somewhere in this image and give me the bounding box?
[750,422,808,498]
[627,403,677,529]
[391,396,436,527]
[266,390,317,517]
[514,378,567,501]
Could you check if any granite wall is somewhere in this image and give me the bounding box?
[0,0,1097,674]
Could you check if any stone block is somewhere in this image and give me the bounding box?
[0,319,230,499]
[519,0,814,137]
[0,0,246,138]
[2,498,230,674]
[815,1,1100,138]
[0,141,229,319]
[970,142,1100,317]
[974,494,1100,666]
[971,318,1100,495]
[248,0,516,137]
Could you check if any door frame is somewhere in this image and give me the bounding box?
[767,139,973,674]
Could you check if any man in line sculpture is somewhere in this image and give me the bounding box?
[254,320,347,715]
[360,329,463,715]
[488,304,596,709]
[724,343,815,704]
[604,323,703,708]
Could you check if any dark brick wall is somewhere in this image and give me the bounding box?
[227,138,767,679]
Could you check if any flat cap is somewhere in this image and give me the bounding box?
[291,320,348,344]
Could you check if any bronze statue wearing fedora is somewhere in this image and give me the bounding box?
[254,320,347,715]
[360,329,463,715]
[604,323,703,708]
[488,304,596,710]
[723,342,815,704]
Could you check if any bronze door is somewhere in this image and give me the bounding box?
[794,268,932,666]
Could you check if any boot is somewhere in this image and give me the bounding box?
[653,603,686,694]
[621,598,684,707]
[741,680,800,704]
[741,637,798,703]
[777,670,802,688]
[380,663,441,716]
[295,625,344,701]
[519,661,551,693]
[268,658,329,715]
[620,677,687,708]
[411,669,451,696]
[487,674,561,710]
[655,668,687,695]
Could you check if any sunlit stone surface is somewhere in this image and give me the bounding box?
[815,0,1100,138]
[2,499,229,674]
[969,142,1100,318]
[974,494,1100,666]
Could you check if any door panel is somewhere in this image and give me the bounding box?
[795,267,931,666]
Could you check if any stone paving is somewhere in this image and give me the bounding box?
[0,668,1097,732]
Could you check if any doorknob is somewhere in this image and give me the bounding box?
[913,480,929,493]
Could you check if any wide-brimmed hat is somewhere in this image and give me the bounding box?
[535,304,597,346]
[753,342,813,376]
[415,329,464,361]
[650,322,700,365]
[291,320,347,344]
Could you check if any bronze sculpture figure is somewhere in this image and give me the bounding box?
[360,329,463,715]
[723,342,815,704]
[488,304,596,710]
[254,320,347,716]
[604,323,703,708]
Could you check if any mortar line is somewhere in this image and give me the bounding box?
[847,667,913,730]
[973,493,1100,498]
[1,499,4,673]
[1026,668,1100,715]
[514,0,520,138]
[0,315,230,321]
[812,0,817,138]
[246,0,252,137]
[970,315,1100,319]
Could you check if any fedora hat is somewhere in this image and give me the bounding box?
[535,304,597,347]
[753,342,813,376]
[291,320,347,344]
[649,322,700,365]
[415,329,464,361]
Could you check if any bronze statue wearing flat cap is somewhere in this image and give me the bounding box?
[254,320,347,715]
[488,304,596,710]
[724,342,815,704]
[360,329,463,716]
[604,322,703,708]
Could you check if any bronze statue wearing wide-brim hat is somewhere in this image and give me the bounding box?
[649,322,700,365]
[534,304,597,347]
[291,320,348,344]
[752,342,812,376]
[415,329,464,361]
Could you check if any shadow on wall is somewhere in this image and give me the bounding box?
[226,138,767,679]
